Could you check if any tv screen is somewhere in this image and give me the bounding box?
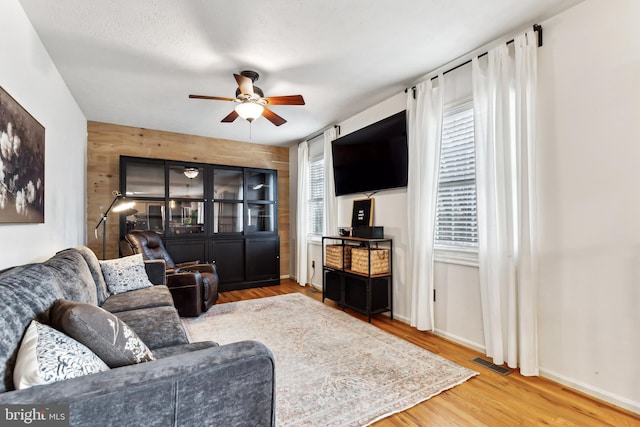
[331,110,408,196]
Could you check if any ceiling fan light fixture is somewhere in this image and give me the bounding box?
[235,102,264,122]
[183,167,199,179]
[189,71,303,126]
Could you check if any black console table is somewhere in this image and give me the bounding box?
[321,236,393,322]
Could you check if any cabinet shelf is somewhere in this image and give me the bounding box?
[323,266,390,279]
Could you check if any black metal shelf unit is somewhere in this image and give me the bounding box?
[321,235,393,322]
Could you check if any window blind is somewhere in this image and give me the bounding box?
[435,106,478,247]
[308,157,324,235]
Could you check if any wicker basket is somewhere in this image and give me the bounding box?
[325,244,354,270]
[351,248,390,275]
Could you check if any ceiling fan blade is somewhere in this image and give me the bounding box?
[262,107,287,126]
[189,94,235,101]
[221,110,239,123]
[264,95,305,106]
[234,74,254,97]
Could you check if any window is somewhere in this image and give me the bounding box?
[308,157,324,236]
[435,103,478,248]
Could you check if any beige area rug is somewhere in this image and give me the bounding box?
[183,293,477,427]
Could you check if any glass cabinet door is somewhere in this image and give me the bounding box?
[124,201,165,234]
[245,169,277,234]
[167,200,205,235]
[213,202,243,233]
[247,203,275,233]
[124,161,165,198]
[213,169,244,234]
[169,165,204,198]
[168,165,205,235]
[122,160,166,234]
[213,169,243,200]
[246,170,275,201]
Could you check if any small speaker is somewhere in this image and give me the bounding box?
[351,226,384,239]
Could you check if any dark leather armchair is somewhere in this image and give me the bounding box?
[122,230,218,317]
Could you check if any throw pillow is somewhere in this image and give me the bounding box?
[13,320,109,390]
[99,254,154,294]
[49,299,156,368]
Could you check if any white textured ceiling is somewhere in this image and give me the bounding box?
[19,0,582,146]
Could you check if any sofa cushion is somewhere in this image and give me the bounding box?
[67,246,111,305]
[152,341,219,359]
[100,285,174,313]
[13,320,109,390]
[49,299,156,368]
[99,254,154,295]
[0,263,64,392]
[45,250,98,305]
[114,306,188,349]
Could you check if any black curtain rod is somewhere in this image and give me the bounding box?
[302,124,340,143]
[406,24,542,95]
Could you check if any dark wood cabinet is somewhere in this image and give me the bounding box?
[322,236,393,322]
[246,237,280,282]
[120,156,279,291]
[164,238,207,265]
[211,238,245,284]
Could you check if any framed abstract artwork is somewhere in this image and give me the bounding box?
[0,85,45,224]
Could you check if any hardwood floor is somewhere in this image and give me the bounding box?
[218,280,640,426]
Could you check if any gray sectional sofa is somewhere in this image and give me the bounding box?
[0,246,275,426]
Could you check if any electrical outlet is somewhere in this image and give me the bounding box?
[312,261,315,268]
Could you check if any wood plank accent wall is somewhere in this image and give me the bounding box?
[87,121,290,277]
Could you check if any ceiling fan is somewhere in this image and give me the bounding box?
[189,70,305,126]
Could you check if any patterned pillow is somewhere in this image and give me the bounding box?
[13,320,109,390]
[99,254,154,294]
[49,299,156,368]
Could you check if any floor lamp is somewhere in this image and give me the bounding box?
[94,191,135,260]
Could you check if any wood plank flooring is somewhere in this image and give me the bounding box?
[218,279,640,426]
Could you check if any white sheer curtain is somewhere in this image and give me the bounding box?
[472,30,539,375]
[323,127,338,236]
[295,141,309,286]
[406,77,443,331]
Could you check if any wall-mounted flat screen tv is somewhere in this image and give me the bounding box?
[331,110,408,197]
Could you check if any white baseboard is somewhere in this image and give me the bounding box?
[539,368,640,415]
[280,274,290,279]
[428,334,639,414]
[391,313,410,324]
[433,329,486,354]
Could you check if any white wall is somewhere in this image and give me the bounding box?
[333,92,412,320]
[290,0,639,412]
[0,0,87,269]
[433,262,484,351]
[536,0,640,412]
[334,68,486,345]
